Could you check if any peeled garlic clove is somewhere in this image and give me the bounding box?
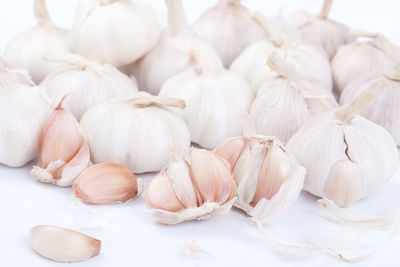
[30,225,100,262]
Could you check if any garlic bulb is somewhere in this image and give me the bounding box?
[0,61,51,167]
[287,90,399,207]
[31,99,90,187]
[132,0,221,95]
[230,12,332,93]
[72,0,160,67]
[80,93,190,173]
[250,53,337,144]
[215,135,306,225]
[192,0,266,67]
[41,53,138,120]
[146,149,236,225]
[332,33,400,94]
[4,0,72,83]
[159,50,254,149]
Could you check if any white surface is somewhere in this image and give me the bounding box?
[1,0,400,267]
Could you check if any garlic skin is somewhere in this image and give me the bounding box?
[159,50,254,149]
[132,0,222,95]
[192,0,266,67]
[41,53,138,120]
[72,0,160,67]
[4,0,72,83]
[250,53,338,144]
[80,93,190,173]
[287,90,399,207]
[30,225,101,262]
[146,149,236,225]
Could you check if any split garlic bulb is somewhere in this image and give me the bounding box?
[215,135,306,225]
[80,93,190,173]
[0,61,51,167]
[192,0,266,67]
[146,149,236,225]
[4,0,72,83]
[287,90,399,207]
[332,33,400,94]
[230,12,332,93]
[250,53,337,144]
[132,0,221,95]
[72,0,160,67]
[41,53,138,120]
[159,50,254,149]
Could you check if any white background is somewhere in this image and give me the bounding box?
[1,0,400,267]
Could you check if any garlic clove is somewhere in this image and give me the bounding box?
[214,137,249,172]
[30,225,101,262]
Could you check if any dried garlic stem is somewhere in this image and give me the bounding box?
[267,53,296,80]
[349,29,378,38]
[166,0,189,35]
[372,35,400,62]
[133,96,186,109]
[253,12,284,47]
[34,0,52,25]
[319,0,333,20]
[190,49,220,75]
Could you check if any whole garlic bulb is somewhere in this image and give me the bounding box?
[250,53,338,144]
[332,33,400,94]
[80,93,190,173]
[0,61,51,167]
[192,0,266,67]
[287,90,399,207]
[230,12,332,93]
[159,50,254,149]
[132,0,222,95]
[41,53,138,120]
[146,149,236,225]
[4,0,72,83]
[72,0,160,67]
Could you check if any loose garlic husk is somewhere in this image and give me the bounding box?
[287,89,399,207]
[159,50,254,149]
[146,148,236,225]
[41,53,138,120]
[332,33,400,94]
[192,0,266,67]
[72,0,160,67]
[250,53,338,144]
[230,12,332,93]
[131,0,222,95]
[31,99,90,187]
[80,92,190,173]
[4,0,72,83]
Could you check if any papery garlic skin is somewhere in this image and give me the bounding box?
[72,0,160,67]
[4,0,72,83]
[192,0,266,67]
[80,93,190,173]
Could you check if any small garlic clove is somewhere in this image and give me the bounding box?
[30,225,101,263]
[214,137,249,172]
[73,163,140,205]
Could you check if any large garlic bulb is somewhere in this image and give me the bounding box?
[159,50,254,149]
[250,54,337,144]
[72,0,160,67]
[230,12,332,93]
[41,53,138,120]
[132,0,221,95]
[0,60,51,167]
[332,33,400,94]
[4,0,72,84]
[192,0,266,67]
[287,90,399,207]
[80,93,190,173]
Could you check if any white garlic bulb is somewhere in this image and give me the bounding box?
[72,0,160,67]
[132,0,221,95]
[230,12,332,93]
[287,90,399,207]
[80,93,190,173]
[4,0,72,84]
[146,148,236,225]
[159,50,254,149]
[332,33,400,94]
[192,0,266,67]
[250,53,338,144]
[41,53,138,120]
